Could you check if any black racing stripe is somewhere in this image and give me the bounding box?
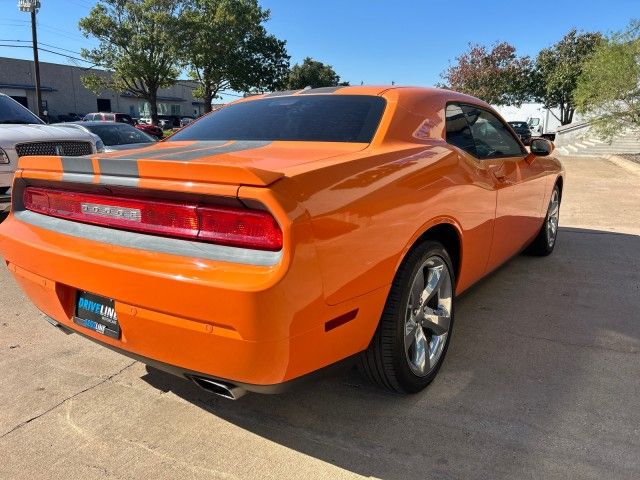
[99,141,227,161]
[263,89,303,97]
[98,158,139,177]
[153,140,271,161]
[298,86,344,95]
[61,156,93,174]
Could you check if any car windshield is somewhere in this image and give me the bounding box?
[0,95,43,124]
[168,95,386,143]
[87,124,154,146]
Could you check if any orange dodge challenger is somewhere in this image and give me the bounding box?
[0,86,564,399]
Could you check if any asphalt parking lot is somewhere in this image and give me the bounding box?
[0,155,638,480]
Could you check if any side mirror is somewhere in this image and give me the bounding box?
[530,138,554,156]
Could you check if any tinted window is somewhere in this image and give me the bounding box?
[0,95,43,124]
[461,105,524,159]
[86,124,154,146]
[116,114,134,125]
[169,95,386,143]
[445,104,476,156]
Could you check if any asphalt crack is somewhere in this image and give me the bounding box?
[0,360,136,439]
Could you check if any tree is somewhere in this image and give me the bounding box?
[183,0,290,112]
[534,29,603,125]
[79,0,186,125]
[286,57,348,89]
[440,42,534,106]
[575,21,640,139]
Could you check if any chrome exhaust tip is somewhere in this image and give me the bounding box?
[191,376,247,400]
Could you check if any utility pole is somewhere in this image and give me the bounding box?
[18,0,43,119]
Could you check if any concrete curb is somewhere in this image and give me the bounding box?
[604,154,640,176]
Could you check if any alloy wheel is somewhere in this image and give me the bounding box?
[404,256,453,377]
[547,189,560,247]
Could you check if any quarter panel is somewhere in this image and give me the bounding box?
[282,142,498,305]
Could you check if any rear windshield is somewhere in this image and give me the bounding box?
[169,95,386,143]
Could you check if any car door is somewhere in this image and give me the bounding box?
[460,105,546,271]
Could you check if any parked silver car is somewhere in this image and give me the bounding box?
[0,94,102,194]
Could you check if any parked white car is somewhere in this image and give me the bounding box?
[0,93,103,194]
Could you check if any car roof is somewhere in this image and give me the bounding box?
[235,85,493,110]
[85,112,130,116]
[79,121,134,127]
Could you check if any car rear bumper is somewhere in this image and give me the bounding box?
[0,210,387,388]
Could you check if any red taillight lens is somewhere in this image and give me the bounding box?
[198,206,283,251]
[23,187,283,251]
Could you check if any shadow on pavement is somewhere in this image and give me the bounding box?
[142,226,640,480]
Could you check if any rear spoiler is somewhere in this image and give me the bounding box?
[17,155,285,187]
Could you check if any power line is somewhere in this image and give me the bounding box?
[0,43,94,65]
[0,38,84,56]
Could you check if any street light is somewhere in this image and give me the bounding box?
[18,0,43,119]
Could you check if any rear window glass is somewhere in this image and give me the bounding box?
[169,95,386,143]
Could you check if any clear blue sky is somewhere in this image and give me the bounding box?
[0,0,636,100]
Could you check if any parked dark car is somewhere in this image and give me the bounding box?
[54,121,157,152]
[508,121,532,145]
[56,113,84,122]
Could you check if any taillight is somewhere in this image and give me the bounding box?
[23,187,283,251]
[198,206,283,251]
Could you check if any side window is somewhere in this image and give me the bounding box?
[461,105,524,159]
[445,104,476,156]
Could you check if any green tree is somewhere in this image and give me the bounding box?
[440,42,534,105]
[534,29,603,125]
[183,0,290,112]
[286,57,348,89]
[575,21,640,139]
[79,0,186,125]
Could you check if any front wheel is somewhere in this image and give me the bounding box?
[525,184,561,256]
[360,241,455,393]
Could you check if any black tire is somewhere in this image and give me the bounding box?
[525,184,561,256]
[359,240,455,393]
[0,187,9,195]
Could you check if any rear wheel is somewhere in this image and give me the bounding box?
[526,185,560,256]
[360,241,455,393]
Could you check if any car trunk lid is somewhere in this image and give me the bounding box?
[17,140,367,187]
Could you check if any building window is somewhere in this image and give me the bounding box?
[139,101,150,117]
[171,104,181,115]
